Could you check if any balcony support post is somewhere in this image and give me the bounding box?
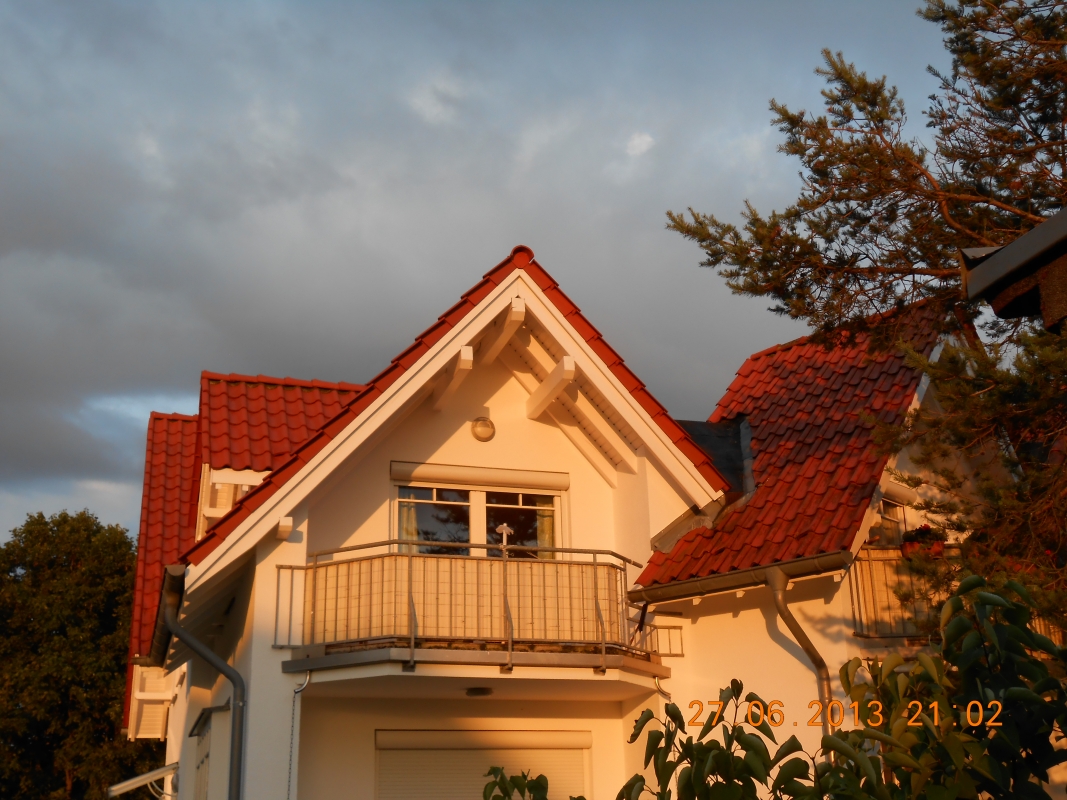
[405,551,417,672]
[593,553,607,674]
[501,544,514,673]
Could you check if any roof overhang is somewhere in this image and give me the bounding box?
[185,267,725,593]
[628,550,854,605]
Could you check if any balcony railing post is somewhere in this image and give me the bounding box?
[592,552,606,673]
[309,553,319,646]
[501,543,514,673]
[405,550,417,671]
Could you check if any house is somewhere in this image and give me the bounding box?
[959,205,1067,331]
[117,246,965,800]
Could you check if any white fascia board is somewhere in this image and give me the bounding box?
[187,270,720,590]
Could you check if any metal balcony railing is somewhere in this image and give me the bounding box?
[849,546,953,638]
[850,546,1066,644]
[274,540,681,670]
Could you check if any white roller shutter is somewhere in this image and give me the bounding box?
[376,731,589,800]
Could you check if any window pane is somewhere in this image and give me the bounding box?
[521,493,554,508]
[486,491,520,506]
[487,507,541,557]
[414,503,470,555]
[436,488,470,503]
[398,486,433,501]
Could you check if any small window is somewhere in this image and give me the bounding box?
[397,486,471,555]
[869,499,905,546]
[487,492,555,558]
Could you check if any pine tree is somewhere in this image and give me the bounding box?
[668,0,1067,621]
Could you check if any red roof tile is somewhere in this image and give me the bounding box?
[200,373,364,472]
[637,306,942,588]
[123,413,200,727]
[182,246,730,566]
[125,374,366,726]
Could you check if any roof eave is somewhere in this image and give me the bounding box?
[628,549,854,605]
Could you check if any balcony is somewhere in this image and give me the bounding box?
[274,541,680,684]
[848,545,953,639]
[850,546,1065,646]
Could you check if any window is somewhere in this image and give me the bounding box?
[396,485,559,557]
[486,492,555,558]
[869,499,906,546]
[398,486,471,555]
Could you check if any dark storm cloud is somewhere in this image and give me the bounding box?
[0,0,948,533]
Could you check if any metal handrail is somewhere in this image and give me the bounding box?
[306,538,642,568]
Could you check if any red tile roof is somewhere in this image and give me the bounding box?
[125,375,365,726]
[201,373,364,472]
[182,246,731,566]
[124,412,200,727]
[636,307,943,588]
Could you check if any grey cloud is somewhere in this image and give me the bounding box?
[0,0,949,534]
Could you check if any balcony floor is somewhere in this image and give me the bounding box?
[281,645,670,702]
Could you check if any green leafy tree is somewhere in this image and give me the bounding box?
[618,576,1066,800]
[0,511,162,799]
[666,0,1067,614]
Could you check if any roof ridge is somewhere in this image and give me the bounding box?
[747,298,942,362]
[149,411,199,422]
[182,245,729,566]
[200,371,366,391]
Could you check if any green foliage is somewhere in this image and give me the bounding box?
[0,511,162,799]
[482,766,585,800]
[666,0,1067,340]
[618,576,1066,800]
[667,0,1067,614]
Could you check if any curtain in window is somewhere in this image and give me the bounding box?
[536,508,554,559]
[399,500,418,552]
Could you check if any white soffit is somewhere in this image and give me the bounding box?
[375,730,592,750]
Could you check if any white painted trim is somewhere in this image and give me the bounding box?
[390,461,570,490]
[210,468,271,486]
[375,730,592,750]
[526,355,575,418]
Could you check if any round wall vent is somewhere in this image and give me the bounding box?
[471,417,495,442]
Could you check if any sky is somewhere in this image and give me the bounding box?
[0,1,951,538]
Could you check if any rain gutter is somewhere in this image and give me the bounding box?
[629,552,848,744]
[626,550,852,604]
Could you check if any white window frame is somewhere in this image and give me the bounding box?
[391,480,564,555]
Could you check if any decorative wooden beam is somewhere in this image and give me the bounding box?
[526,355,575,419]
[500,346,617,486]
[275,516,294,541]
[432,345,474,410]
[481,297,525,364]
[521,335,639,473]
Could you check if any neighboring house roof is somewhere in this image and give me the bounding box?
[959,206,1067,329]
[200,372,364,472]
[637,307,942,588]
[124,412,200,726]
[182,246,731,567]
